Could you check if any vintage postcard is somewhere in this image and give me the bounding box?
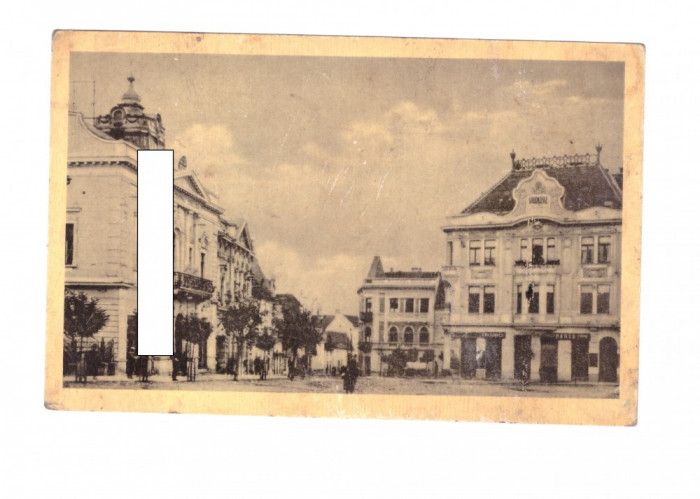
[46,32,643,424]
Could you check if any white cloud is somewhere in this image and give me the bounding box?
[256,240,370,315]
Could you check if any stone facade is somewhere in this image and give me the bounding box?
[440,150,622,383]
[357,257,447,376]
[66,76,280,377]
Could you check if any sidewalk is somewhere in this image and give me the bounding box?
[63,371,290,384]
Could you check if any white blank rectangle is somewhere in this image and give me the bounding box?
[137,150,174,355]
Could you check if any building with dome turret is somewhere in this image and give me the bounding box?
[93,75,165,149]
[65,76,277,377]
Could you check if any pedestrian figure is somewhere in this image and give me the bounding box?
[340,365,348,392]
[171,353,178,381]
[126,347,135,379]
[347,355,359,393]
[288,358,295,380]
[87,344,99,380]
[137,355,150,382]
[76,352,87,384]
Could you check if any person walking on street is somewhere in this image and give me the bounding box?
[126,347,135,379]
[347,355,360,394]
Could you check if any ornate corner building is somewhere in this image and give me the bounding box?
[440,148,622,383]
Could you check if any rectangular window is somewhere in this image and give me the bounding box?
[389,298,398,311]
[520,238,529,261]
[379,295,385,313]
[200,252,206,278]
[365,297,372,312]
[484,240,496,266]
[468,287,480,314]
[469,240,481,265]
[65,223,74,265]
[528,284,540,314]
[598,236,611,264]
[189,246,193,266]
[580,285,594,314]
[546,284,555,314]
[547,238,557,262]
[483,286,495,314]
[581,237,594,264]
[378,322,385,342]
[420,298,429,313]
[516,284,522,314]
[404,298,414,313]
[447,241,454,266]
[597,285,611,314]
[532,238,544,264]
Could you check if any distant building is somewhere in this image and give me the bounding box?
[311,314,359,374]
[440,148,622,383]
[357,257,448,375]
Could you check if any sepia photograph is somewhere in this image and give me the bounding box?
[47,32,643,424]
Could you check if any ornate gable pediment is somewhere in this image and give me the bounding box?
[238,224,253,253]
[174,171,209,203]
[510,169,567,219]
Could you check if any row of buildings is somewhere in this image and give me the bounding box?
[65,76,313,377]
[66,76,622,385]
[357,148,622,383]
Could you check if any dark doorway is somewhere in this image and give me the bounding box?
[484,338,502,379]
[539,336,558,383]
[599,337,618,382]
[572,338,590,381]
[514,335,532,381]
[460,338,477,379]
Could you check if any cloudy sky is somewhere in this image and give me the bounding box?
[70,52,624,315]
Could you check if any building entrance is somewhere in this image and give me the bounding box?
[539,336,558,383]
[599,337,618,382]
[460,338,477,378]
[571,338,589,381]
[514,335,532,381]
[484,338,502,379]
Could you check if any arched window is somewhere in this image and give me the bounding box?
[364,326,372,341]
[388,327,398,343]
[403,327,414,344]
[419,327,429,344]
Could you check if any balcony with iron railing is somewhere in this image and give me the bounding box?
[360,311,373,324]
[174,271,215,299]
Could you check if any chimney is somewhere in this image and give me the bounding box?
[411,267,422,272]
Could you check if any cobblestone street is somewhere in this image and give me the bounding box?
[64,373,618,398]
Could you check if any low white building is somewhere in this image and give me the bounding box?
[310,314,359,374]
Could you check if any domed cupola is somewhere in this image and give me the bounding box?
[93,75,166,150]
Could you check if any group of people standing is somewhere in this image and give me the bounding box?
[125,347,152,382]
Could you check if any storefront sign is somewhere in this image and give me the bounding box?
[465,332,506,339]
[545,333,591,341]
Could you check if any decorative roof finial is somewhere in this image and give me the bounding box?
[122,74,141,103]
[510,149,517,170]
[595,143,602,165]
